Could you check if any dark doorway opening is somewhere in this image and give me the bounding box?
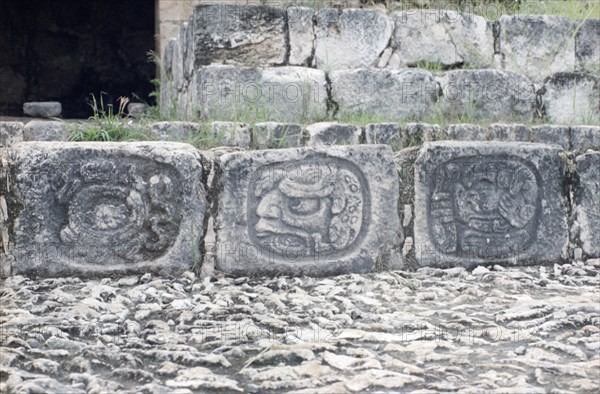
[0,0,156,118]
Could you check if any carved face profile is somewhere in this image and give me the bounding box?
[248,158,369,261]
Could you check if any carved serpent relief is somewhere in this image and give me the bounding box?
[54,156,183,264]
[428,155,542,259]
[247,157,370,261]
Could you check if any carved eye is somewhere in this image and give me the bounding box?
[288,198,321,215]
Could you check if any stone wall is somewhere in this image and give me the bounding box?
[160,4,599,124]
[1,119,599,277]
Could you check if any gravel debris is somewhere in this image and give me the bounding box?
[1,262,599,393]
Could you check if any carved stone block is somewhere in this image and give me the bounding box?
[1,142,207,277]
[414,141,568,267]
[575,152,600,258]
[215,145,402,276]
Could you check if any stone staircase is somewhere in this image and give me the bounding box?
[0,3,599,278]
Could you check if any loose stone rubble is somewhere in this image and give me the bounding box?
[22,101,62,118]
[1,142,207,277]
[1,262,599,393]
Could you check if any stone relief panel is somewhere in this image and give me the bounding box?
[428,156,541,259]
[4,142,206,277]
[55,157,183,264]
[247,158,369,262]
[216,146,402,277]
[414,142,568,267]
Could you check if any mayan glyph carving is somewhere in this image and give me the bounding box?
[216,146,401,276]
[4,142,206,277]
[247,159,368,261]
[414,142,568,267]
[429,156,541,259]
[56,158,183,264]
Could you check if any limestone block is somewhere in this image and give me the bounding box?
[193,4,287,66]
[253,122,303,149]
[540,73,599,124]
[196,65,327,122]
[23,121,69,142]
[305,122,362,146]
[364,123,402,149]
[446,124,489,141]
[414,141,568,267]
[315,8,393,70]
[436,69,536,122]
[288,7,315,66]
[404,123,442,145]
[148,122,202,141]
[330,68,438,120]
[575,19,600,75]
[1,142,206,277]
[532,125,570,149]
[575,152,600,257]
[571,126,600,150]
[23,102,62,118]
[489,123,532,142]
[211,121,251,148]
[390,10,494,68]
[0,122,24,147]
[499,15,576,82]
[215,145,402,276]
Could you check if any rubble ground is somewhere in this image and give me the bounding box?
[1,261,599,393]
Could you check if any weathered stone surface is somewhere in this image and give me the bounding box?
[499,15,576,82]
[0,122,24,147]
[23,121,69,142]
[364,123,401,149]
[540,73,599,124]
[532,125,570,149]
[571,126,600,150]
[1,142,206,277]
[148,121,202,141]
[193,4,286,66]
[211,122,251,148]
[215,145,402,276]
[489,123,532,142]
[436,69,536,122]
[331,68,438,119]
[253,122,303,149]
[575,152,600,257]
[575,19,600,75]
[305,122,362,146]
[403,123,442,145]
[315,8,393,70]
[196,66,327,122]
[288,7,315,66]
[446,124,489,141]
[23,101,62,118]
[390,10,494,68]
[414,141,568,267]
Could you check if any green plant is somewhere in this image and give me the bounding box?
[69,93,147,142]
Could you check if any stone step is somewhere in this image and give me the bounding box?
[0,140,597,278]
[161,4,599,123]
[1,142,207,277]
